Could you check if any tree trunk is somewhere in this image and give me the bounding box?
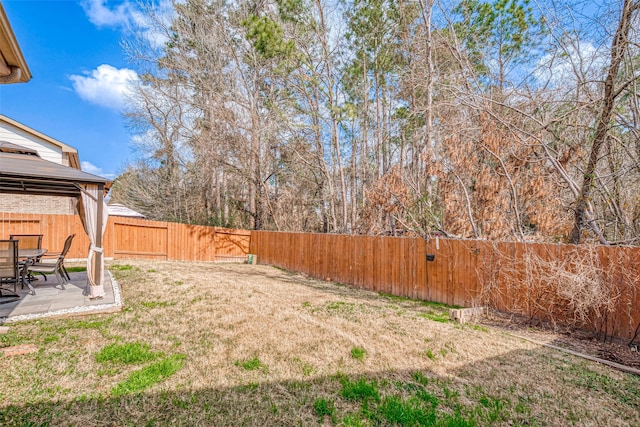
[315,0,348,232]
[418,0,434,190]
[571,0,637,244]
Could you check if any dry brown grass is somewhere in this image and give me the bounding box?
[0,260,639,426]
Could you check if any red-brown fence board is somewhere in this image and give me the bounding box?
[1,213,249,262]
[1,213,88,259]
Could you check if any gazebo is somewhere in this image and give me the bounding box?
[1,3,111,298]
[0,142,112,298]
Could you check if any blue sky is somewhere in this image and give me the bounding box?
[0,0,155,179]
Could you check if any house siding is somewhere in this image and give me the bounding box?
[0,120,64,164]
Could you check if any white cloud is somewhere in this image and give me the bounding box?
[82,161,116,179]
[81,0,174,48]
[130,0,175,49]
[70,64,139,111]
[80,0,138,28]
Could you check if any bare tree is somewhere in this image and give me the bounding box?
[111,0,640,246]
[571,0,640,244]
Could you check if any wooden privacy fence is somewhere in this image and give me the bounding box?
[0,213,250,262]
[3,214,638,341]
[250,231,640,342]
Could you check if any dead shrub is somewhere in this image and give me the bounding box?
[478,242,635,340]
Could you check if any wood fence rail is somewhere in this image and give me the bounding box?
[250,231,640,342]
[0,213,250,262]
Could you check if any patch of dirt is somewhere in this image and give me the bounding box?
[480,311,640,371]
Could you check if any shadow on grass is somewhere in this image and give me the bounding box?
[2,347,639,427]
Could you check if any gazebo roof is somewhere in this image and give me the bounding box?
[0,141,111,197]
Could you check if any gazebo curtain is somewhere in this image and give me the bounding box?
[76,183,108,299]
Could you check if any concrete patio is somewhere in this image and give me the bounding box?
[0,269,122,322]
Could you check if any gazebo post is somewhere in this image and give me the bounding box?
[94,183,104,286]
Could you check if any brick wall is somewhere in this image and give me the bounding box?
[0,194,75,215]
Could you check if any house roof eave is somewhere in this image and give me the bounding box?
[0,3,31,84]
